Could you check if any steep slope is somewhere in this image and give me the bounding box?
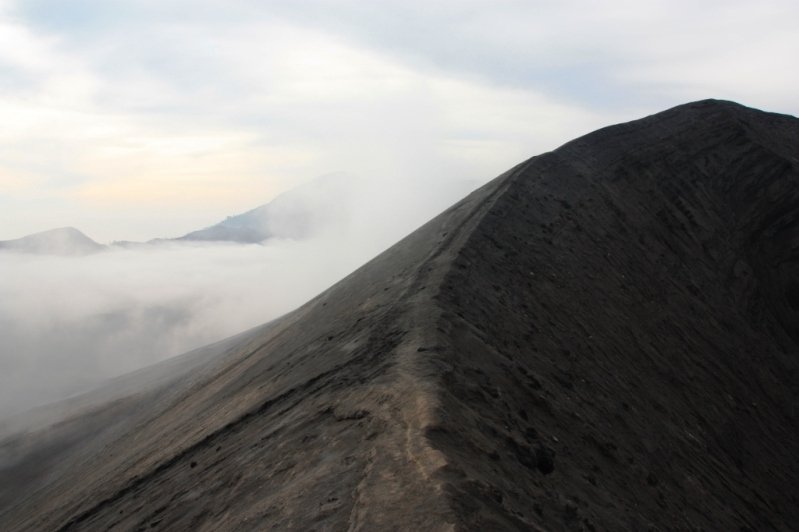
[425,99,799,530]
[0,227,104,255]
[1,100,798,531]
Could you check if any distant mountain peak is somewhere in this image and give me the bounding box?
[0,227,105,256]
[174,172,362,244]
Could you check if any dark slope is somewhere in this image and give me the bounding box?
[425,99,799,530]
[2,100,798,531]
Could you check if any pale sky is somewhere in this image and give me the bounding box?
[1,0,797,242]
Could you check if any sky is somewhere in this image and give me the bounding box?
[1,0,797,243]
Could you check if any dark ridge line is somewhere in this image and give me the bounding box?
[55,155,532,531]
[415,159,536,291]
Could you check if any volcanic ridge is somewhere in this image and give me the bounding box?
[1,99,798,531]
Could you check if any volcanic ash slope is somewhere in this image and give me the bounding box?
[1,99,798,531]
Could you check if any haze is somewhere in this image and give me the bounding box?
[2,0,797,241]
[0,174,479,418]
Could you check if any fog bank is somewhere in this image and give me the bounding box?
[0,176,478,419]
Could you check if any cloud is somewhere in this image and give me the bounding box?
[0,243,303,419]
[0,0,626,242]
[8,0,796,242]
[0,173,477,419]
[224,0,799,110]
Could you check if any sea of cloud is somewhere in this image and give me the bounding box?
[0,175,478,419]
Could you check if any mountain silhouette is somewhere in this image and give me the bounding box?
[0,227,104,256]
[1,99,797,531]
[174,173,356,244]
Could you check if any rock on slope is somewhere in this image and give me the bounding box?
[0,227,104,255]
[1,99,798,531]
